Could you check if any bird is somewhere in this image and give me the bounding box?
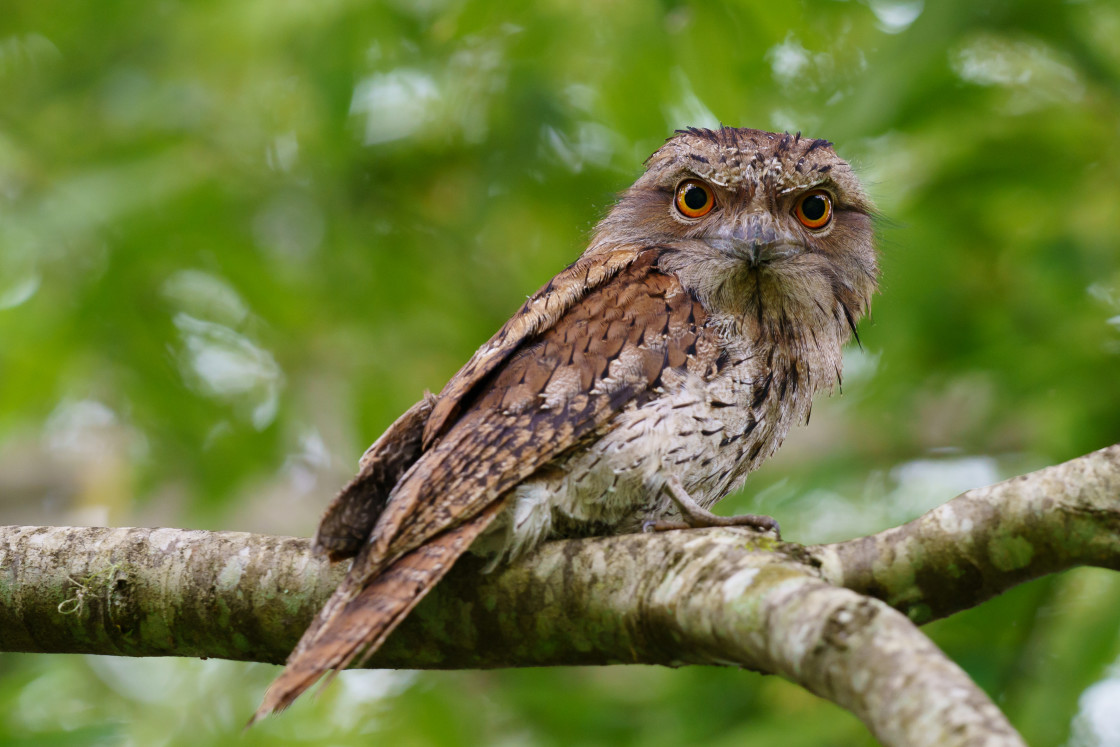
[252,126,878,721]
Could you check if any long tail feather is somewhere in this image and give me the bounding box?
[250,499,506,724]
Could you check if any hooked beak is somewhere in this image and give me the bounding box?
[706,216,804,268]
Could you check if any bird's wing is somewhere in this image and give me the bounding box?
[421,246,647,448]
[313,395,434,561]
[309,247,643,562]
[370,246,714,562]
[255,246,718,720]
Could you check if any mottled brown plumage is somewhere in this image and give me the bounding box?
[252,126,878,721]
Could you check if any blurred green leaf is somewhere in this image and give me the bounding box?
[1,0,1118,744]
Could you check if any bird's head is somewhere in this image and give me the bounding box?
[589,127,879,347]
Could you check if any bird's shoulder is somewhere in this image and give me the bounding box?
[423,245,644,447]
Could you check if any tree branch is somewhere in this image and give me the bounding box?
[814,444,1120,622]
[2,444,1116,745]
[0,525,1023,746]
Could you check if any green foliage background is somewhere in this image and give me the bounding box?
[2,1,1119,744]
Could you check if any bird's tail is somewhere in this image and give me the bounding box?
[249,499,505,725]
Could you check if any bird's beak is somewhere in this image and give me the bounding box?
[707,214,803,268]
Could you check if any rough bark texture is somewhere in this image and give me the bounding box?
[1,444,1117,745]
[0,528,340,662]
[0,526,1023,746]
[813,444,1120,622]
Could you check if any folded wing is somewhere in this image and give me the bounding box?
[254,246,713,721]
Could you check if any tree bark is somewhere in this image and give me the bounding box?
[1,444,1117,745]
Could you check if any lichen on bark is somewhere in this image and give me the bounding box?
[0,444,1117,746]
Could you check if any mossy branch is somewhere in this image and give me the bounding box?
[0,444,1117,746]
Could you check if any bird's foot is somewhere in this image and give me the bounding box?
[643,475,781,538]
[641,513,780,535]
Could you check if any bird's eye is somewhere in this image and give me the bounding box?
[674,180,715,219]
[795,190,833,230]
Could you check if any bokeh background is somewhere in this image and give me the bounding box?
[2,0,1119,745]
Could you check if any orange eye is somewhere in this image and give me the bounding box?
[674,179,715,218]
[795,190,833,229]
